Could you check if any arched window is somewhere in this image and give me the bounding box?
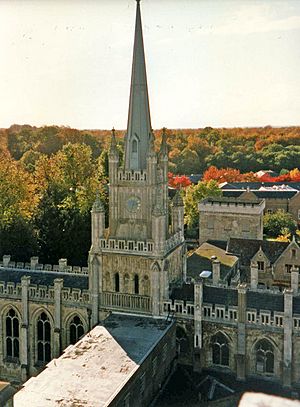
[255,339,274,374]
[37,312,51,364]
[212,332,229,366]
[6,309,19,360]
[132,139,138,153]
[115,273,120,292]
[134,274,139,295]
[70,316,85,345]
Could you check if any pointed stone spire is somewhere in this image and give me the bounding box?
[109,127,119,159]
[173,189,184,207]
[160,127,168,157]
[92,190,105,213]
[125,0,152,170]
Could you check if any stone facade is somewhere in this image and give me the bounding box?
[198,197,265,244]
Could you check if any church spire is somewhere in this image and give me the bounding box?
[124,0,152,170]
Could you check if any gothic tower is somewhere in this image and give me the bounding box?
[89,0,185,324]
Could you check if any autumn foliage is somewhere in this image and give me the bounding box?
[203,166,257,183]
[168,172,191,189]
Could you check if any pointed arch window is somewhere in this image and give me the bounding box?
[212,332,229,366]
[6,309,19,360]
[134,274,139,295]
[255,339,274,374]
[37,312,51,364]
[70,316,85,345]
[115,273,120,292]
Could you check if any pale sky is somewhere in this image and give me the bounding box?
[0,0,300,130]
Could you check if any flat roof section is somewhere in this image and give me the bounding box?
[14,313,173,407]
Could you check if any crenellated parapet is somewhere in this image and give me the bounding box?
[117,168,147,183]
[98,230,183,256]
[0,279,90,306]
[0,256,88,275]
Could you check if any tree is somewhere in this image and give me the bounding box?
[263,210,296,238]
[168,172,191,189]
[33,143,107,265]
[184,180,222,229]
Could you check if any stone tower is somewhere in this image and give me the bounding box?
[89,0,185,324]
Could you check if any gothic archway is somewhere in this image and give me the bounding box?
[211,332,229,367]
[255,339,274,374]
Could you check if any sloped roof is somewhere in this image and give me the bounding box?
[0,267,88,290]
[203,285,238,306]
[247,290,284,312]
[220,182,300,191]
[187,242,238,281]
[227,238,289,266]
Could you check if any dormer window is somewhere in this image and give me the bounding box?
[257,261,264,271]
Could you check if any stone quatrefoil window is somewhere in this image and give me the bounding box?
[37,312,51,364]
[212,333,229,367]
[6,309,19,360]
[70,316,85,345]
[255,339,274,374]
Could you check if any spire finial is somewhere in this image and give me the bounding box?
[109,127,118,158]
[160,127,168,156]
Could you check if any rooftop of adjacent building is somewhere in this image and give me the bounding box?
[14,313,174,407]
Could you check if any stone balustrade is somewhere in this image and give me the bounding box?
[101,291,151,313]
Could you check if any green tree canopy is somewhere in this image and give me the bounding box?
[263,210,296,238]
[184,180,222,229]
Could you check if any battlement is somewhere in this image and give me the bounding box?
[199,196,265,215]
[0,280,90,305]
[117,168,147,183]
[99,231,183,255]
[0,255,88,275]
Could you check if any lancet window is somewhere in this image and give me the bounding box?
[212,332,229,366]
[70,315,85,345]
[6,309,19,360]
[255,339,274,374]
[37,312,51,363]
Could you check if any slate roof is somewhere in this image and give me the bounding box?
[170,284,194,301]
[293,297,300,314]
[223,190,297,199]
[227,238,289,266]
[187,243,238,282]
[203,285,238,307]
[220,182,300,191]
[247,290,284,312]
[0,268,89,290]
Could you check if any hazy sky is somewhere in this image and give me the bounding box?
[0,0,300,129]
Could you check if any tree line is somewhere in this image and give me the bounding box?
[0,124,299,264]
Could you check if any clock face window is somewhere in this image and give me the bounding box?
[127,196,141,213]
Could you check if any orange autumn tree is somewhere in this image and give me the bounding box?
[258,168,300,183]
[168,172,191,189]
[203,166,257,183]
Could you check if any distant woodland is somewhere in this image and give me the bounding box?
[0,124,299,265]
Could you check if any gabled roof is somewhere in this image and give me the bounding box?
[227,238,289,266]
